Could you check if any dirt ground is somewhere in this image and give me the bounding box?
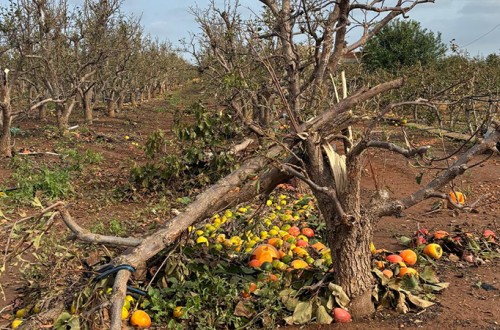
[0,87,499,329]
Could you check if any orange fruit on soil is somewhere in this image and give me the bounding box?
[382,269,393,279]
[288,226,301,237]
[267,237,282,248]
[433,230,449,239]
[311,242,327,252]
[296,239,308,247]
[301,228,315,237]
[259,273,279,282]
[423,243,443,259]
[399,249,417,266]
[257,252,273,263]
[386,254,403,263]
[248,259,264,268]
[130,310,152,328]
[449,191,465,205]
[251,244,280,261]
[398,267,418,278]
[376,260,385,270]
[290,259,309,269]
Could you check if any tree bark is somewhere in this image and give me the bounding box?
[83,87,94,124]
[117,93,124,112]
[107,98,116,118]
[38,102,47,121]
[0,104,12,157]
[0,69,12,157]
[130,91,138,107]
[56,98,76,135]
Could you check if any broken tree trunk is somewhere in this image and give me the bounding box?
[105,79,404,329]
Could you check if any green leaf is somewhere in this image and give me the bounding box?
[397,236,412,246]
[328,283,350,308]
[279,289,300,311]
[285,301,313,325]
[316,305,333,324]
[401,274,420,291]
[423,282,449,292]
[33,233,43,250]
[53,312,80,330]
[420,266,440,284]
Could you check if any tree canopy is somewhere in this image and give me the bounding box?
[362,19,447,70]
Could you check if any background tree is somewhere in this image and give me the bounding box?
[362,19,447,71]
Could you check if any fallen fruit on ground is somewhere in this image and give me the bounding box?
[301,227,314,237]
[130,310,152,328]
[291,259,309,269]
[423,243,443,260]
[15,309,27,318]
[382,269,393,279]
[399,249,417,266]
[386,254,403,263]
[173,306,184,318]
[433,230,449,239]
[449,190,465,205]
[398,267,418,278]
[121,307,129,320]
[251,244,280,261]
[288,226,301,237]
[332,308,352,323]
[11,319,23,329]
[483,229,496,241]
[248,259,264,268]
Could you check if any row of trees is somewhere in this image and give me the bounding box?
[0,0,189,157]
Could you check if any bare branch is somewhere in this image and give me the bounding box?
[376,120,500,217]
[364,141,430,157]
[58,207,143,247]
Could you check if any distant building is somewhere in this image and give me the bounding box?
[341,51,362,64]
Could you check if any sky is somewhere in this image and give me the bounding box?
[119,0,499,58]
[1,0,499,57]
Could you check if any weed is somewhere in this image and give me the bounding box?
[90,218,128,237]
[8,158,73,203]
[61,148,104,171]
[109,218,127,236]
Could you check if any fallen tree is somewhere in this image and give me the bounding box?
[23,89,499,330]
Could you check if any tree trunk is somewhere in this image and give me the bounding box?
[0,104,12,157]
[56,103,69,135]
[117,93,124,112]
[107,99,116,118]
[304,133,374,318]
[130,92,137,107]
[56,99,76,135]
[38,102,47,120]
[329,213,374,317]
[1,73,12,157]
[83,88,94,124]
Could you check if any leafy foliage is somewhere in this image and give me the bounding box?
[363,19,447,71]
[131,102,240,191]
[8,159,73,202]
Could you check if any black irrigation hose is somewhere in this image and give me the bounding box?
[94,264,148,296]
